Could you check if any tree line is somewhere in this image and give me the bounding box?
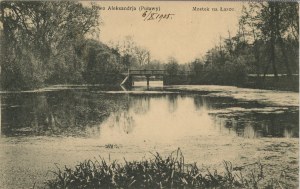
[0,2,128,90]
[186,2,299,87]
[0,1,165,90]
[0,2,298,90]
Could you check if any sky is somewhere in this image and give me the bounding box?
[90,1,244,63]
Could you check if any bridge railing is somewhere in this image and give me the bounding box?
[129,69,165,75]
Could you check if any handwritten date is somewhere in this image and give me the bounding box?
[142,11,175,22]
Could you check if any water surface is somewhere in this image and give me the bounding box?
[0,83,299,188]
[1,83,298,140]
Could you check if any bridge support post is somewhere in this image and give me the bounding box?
[128,75,133,87]
[146,75,150,87]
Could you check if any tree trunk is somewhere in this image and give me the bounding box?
[274,3,292,78]
[277,31,292,78]
[269,4,278,80]
[254,43,261,77]
[270,34,278,79]
[263,56,270,79]
[252,28,260,77]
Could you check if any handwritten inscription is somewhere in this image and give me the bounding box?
[142,11,175,22]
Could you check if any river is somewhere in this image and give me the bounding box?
[0,82,299,188]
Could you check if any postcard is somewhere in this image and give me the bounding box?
[0,1,299,188]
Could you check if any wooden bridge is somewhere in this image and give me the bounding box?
[121,69,165,87]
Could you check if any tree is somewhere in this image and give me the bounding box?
[0,1,101,89]
[109,36,151,69]
[134,46,150,67]
[83,39,122,84]
[190,58,204,75]
[241,2,299,79]
[165,57,179,76]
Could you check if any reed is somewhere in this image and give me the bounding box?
[46,149,287,189]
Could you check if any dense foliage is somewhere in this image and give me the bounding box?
[0,2,101,90]
[163,2,299,88]
[0,2,129,90]
[187,2,299,86]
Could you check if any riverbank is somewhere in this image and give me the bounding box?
[1,73,298,93]
[164,75,299,92]
[0,135,298,188]
[243,75,299,92]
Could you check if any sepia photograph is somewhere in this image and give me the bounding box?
[0,1,299,188]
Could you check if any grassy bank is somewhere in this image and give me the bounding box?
[163,75,299,92]
[243,76,299,92]
[46,149,289,189]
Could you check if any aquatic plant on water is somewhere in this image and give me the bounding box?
[46,148,288,189]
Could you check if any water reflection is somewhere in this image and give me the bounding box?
[97,95,216,144]
[1,91,127,137]
[0,89,298,139]
[167,95,178,113]
[213,112,299,138]
[130,96,151,115]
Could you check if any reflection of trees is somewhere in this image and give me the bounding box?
[243,123,263,138]
[1,91,130,137]
[193,96,208,110]
[1,93,40,135]
[213,112,299,138]
[167,94,178,113]
[129,96,150,115]
[107,111,135,134]
[256,113,298,138]
[194,96,242,110]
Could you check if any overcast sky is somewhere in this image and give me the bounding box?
[92,1,244,63]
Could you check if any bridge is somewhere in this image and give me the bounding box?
[121,69,165,87]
